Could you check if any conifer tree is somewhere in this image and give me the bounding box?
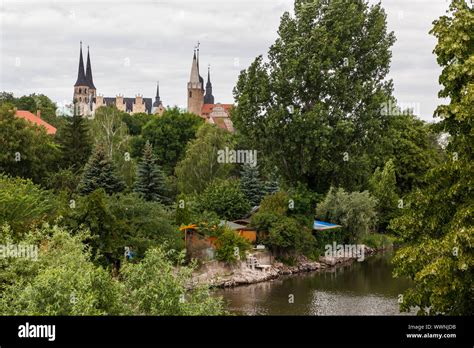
[133,141,167,203]
[263,170,280,197]
[240,164,264,207]
[79,144,125,195]
[57,103,92,170]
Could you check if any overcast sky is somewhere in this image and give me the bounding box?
[0,0,450,120]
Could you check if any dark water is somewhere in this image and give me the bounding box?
[214,250,413,315]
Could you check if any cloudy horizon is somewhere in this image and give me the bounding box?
[0,0,450,121]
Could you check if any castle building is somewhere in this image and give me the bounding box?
[186,46,234,132]
[73,42,164,117]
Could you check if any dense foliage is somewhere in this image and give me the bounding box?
[197,180,251,221]
[390,0,473,315]
[137,108,204,174]
[315,187,378,241]
[240,164,265,207]
[0,224,223,315]
[78,145,125,195]
[175,124,235,194]
[232,0,396,192]
[134,141,168,203]
[0,104,60,185]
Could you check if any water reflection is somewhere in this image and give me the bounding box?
[214,250,413,315]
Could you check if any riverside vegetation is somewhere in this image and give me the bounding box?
[0,0,471,315]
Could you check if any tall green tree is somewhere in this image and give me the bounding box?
[390,0,473,315]
[197,180,251,221]
[263,170,280,196]
[0,104,60,185]
[91,105,130,161]
[137,107,204,174]
[78,144,125,195]
[240,164,264,207]
[56,106,93,170]
[232,0,396,192]
[134,141,168,203]
[175,124,235,194]
[369,159,399,231]
[382,112,444,194]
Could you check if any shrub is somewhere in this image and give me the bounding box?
[259,191,290,216]
[0,175,58,239]
[121,247,225,315]
[266,217,316,256]
[250,211,283,232]
[214,228,251,263]
[197,180,250,220]
[315,187,378,242]
[0,224,123,315]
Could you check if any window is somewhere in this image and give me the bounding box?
[189,91,192,98]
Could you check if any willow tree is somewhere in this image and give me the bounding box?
[232,0,396,192]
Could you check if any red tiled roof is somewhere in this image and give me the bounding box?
[15,110,57,135]
[201,103,233,116]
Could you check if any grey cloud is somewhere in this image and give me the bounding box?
[0,0,450,121]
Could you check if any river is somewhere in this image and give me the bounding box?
[214,250,413,315]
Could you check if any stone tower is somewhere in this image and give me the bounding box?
[73,42,89,104]
[187,49,204,116]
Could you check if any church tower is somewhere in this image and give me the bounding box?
[204,65,214,104]
[153,81,165,115]
[187,48,204,116]
[85,46,96,99]
[73,42,89,104]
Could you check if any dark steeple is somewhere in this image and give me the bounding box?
[153,81,162,107]
[204,65,214,104]
[74,41,87,87]
[85,46,96,89]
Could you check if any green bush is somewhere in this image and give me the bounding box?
[259,191,290,216]
[249,211,283,232]
[121,247,225,315]
[0,175,58,239]
[63,191,181,270]
[0,224,225,316]
[197,179,250,220]
[266,217,316,256]
[315,187,378,242]
[215,227,251,263]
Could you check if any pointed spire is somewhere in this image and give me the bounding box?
[197,42,204,91]
[189,48,201,87]
[204,64,214,104]
[207,64,211,85]
[85,45,96,89]
[74,41,87,87]
[153,81,162,107]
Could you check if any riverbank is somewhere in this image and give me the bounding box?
[193,245,379,288]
